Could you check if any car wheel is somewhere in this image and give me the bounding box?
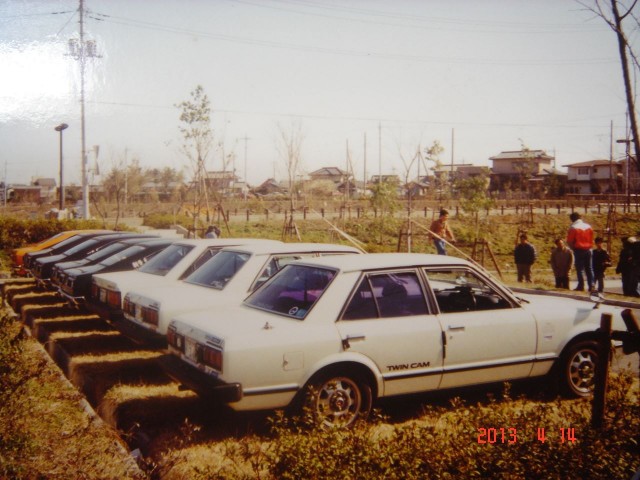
[304,371,372,428]
[560,340,598,398]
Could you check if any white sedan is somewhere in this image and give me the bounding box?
[161,253,628,428]
[89,238,281,320]
[120,242,362,345]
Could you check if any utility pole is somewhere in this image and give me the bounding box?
[68,0,99,219]
[363,132,367,195]
[3,160,7,208]
[240,135,250,200]
[123,148,128,208]
[378,122,382,182]
[345,139,350,203]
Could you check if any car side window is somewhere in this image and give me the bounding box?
[253,255,303,290]
[425,268,512,314]
[342,271,428,320]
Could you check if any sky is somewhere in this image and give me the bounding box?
[1,0,638,187]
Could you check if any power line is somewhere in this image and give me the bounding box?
[86,11,616,66]
[0,10,74,20]
[84,99,626,130]
[227,0,606,34]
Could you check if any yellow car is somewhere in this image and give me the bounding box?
[12,230,106,275]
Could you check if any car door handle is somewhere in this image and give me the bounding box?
[448,325,465,331]
[342,334,366,350]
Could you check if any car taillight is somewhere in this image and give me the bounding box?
[167,327,185,352]
[107,290,121,308]
[123,297,134,315]
[141,306,159,326]
[199,344,222,371]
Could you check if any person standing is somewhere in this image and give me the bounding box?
[550,238,573,289]
[204,225,218,238]
[429,209,456,255]
[566,212,594,291]
[616,236,639,297]
[514,233,537,283]
[591,237,612,293]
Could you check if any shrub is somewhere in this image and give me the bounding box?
[0,217,102,250]
[260,376,640,480]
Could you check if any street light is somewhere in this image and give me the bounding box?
[54,123,69,211]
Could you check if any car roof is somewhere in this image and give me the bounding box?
[170,238,282,247]
[219,242,362,255]
[128,238,174,247]
[113,235,162,245]
[284,252,471,273]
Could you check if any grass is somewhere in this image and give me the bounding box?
[0,307,145,479]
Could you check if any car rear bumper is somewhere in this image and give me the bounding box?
[110,316,167,348]
[158,354,243,403]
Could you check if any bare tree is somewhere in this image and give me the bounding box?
[579,0,640,173]
[176,85,213,232]
[276,121,304,212]
[276,121,304,240]
[96,151,143,228]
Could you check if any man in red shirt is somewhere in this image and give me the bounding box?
[566,212,594,291]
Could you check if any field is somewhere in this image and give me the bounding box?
[0,205,639,479]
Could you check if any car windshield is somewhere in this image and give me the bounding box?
[85,242,126,262]
[99,245,146,267]
[138,243,195,276]
[245,264,336,319]
[184,250,250,289]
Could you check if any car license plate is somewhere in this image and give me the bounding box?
[185,338,197,361]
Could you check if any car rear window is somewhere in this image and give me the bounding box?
[139,243,195,276]
[99,245,146,267]
[85,242,126,262]
[245,264,336,319]
[184,250,250,289]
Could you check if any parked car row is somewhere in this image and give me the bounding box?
[13,231,627,428]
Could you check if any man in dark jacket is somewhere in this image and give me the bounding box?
[514,233,537,283]
[591,237,611,293]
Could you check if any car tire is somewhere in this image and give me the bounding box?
[560,340,598,398]
[303,370,372,428]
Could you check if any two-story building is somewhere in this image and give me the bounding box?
[563,159,624,195]
[489,150,555,194]
[308,167,350,185]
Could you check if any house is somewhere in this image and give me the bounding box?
[563,160,624,195]
[489,150,554,193]
[32,177,57,202]
[370,174,401,185]
[204,171,237,192]
[132,181,183,202]
[253,178,288,197]
[432,164,487,181]
[337,179,364,197]
[309,167,350,185]
[405,175,431,198]
[10,185,44,203]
